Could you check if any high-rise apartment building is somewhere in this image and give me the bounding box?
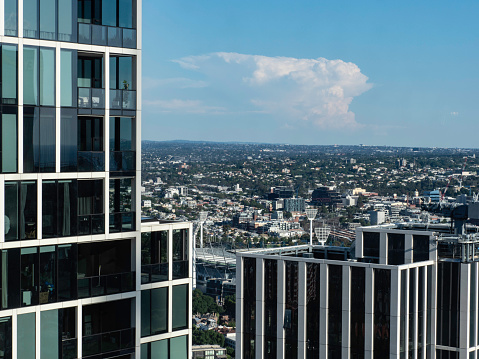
[236,221,479,359]
[0,1,192,358]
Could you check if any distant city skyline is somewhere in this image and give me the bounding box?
[142,0,479,148]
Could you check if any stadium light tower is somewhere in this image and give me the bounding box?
[315,226,331,246]
[305,208,318,245]
[199,211,208,248]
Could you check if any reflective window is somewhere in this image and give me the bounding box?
[172,284,188,330]
[285,261,298,359]
[413,235,430,262]
[78,117,104,172]
[39,246,57,304]
[23,0,38,38]
[4,0,17,36]
[23,47,38,105]
[243,257,256,359]
[78,179,104,235]
[58,0,77,42]
[109,177,135,233]
[40,0,56,40]
[437,262,460,348]
[102,0,116,27]
[60,109,77,171]
[109,117,135,173]
[141,231,168,284]
[41,309,59,359]
[82,299,134,357]
[21,247,39,306]
[43,180,78,238]
[362,232,380,262]
[60,50,77,107]
[388,233,405,265]
[2,45,17,104]
[110,56,134,90]
[1,249,21,309]
[61,308,77,359]
[0,317,12,358]
[374,269,391,358]
[40,48,55,106]
[18,313,35,359]
[5,181,37,241]
[0,107,18,173]
[24,107,56,173]
[24,47,55,107]
[306,263,319,359]
[173,229,188,279]
[23,0,77,41]
[141,287,168,337]
[58,244,78,301]
[328,265,342,358]
[170,336,188,359]
[78,56,103,89]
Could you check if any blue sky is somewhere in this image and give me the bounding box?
[141,0,479,147]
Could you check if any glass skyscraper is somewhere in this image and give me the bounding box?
[0,1,192,358]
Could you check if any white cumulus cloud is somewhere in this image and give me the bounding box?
[171,52,372,129]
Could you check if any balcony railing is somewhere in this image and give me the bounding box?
[62,338,77,359]
[78,214,105,235]
[78,151,105,172]
[78,87,105,109]
[141,263,168,284]
[110,89,136,110]
[78,23,137,49]
[109,212,135,233]
[77,271,135,299]
[82,328,135,357]
[110,151,135,173]
[172,260,189,280]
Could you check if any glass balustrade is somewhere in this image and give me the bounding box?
[78,23,137,48]
[78,272,135,299]
[78,88,105,109]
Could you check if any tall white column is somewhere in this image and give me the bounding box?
[405,234,413,264]
[380,231,387,264]
[298,261,307,358]
[276,260,285,358]
[364,267,374,359]
[459,263,471,355]
[390,269,401,359]
[319,263,328,358]
[255,257,264,359]
[236,256,244,359]
[342,265,351,359]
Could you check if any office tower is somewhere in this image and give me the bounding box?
[0,1,192,358]
[236,222,477,359]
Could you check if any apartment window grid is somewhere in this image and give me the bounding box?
[0,1,146,359]
[239,255,435,359]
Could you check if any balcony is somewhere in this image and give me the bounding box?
[173,260,189,280]
[82,328,135,357]
[109,212,135,233]
[78,214,105,235]
[141,263,168,284]
[77,271,135,298]
[78,151,105,172]
[62,338,77,359]
[110,151,135,174]
[78,23,137,49]
[78,88,105,115]
[110,89,136,116]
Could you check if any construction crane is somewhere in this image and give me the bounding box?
[441,176,453,202]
